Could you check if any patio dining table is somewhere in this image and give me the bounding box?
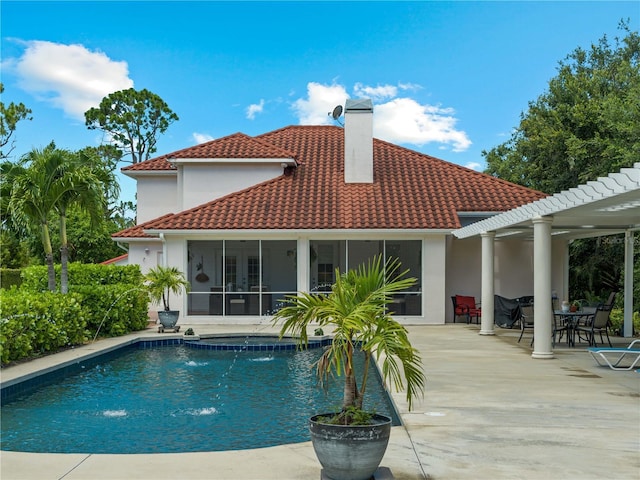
[553,310,596,347]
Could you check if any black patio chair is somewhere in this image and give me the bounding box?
[517,304,534,346]
[553,312,571,347]
[574,305,613,347]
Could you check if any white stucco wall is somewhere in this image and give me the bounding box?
[181,164,283,211]
[446,236,537,323]
[148,232,548,326]
[494,239,535,298]
[136,175,177,223]
[127,241,164,275]
[446,236,482,323]
[422,236,447,324]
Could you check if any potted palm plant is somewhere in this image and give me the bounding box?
[272,255,425,480]
[144,265,190,333]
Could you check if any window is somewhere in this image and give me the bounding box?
[309,239,422,315]
[187,240,296,316]
[317,263,333,286]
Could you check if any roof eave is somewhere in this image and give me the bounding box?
[142,228,455,236]
[167,157,297,166]
[122,170,177,179]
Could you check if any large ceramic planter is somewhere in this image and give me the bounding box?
[157,310,180,332]
[309,413,392,480]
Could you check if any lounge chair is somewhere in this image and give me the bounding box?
[587,340,640,371]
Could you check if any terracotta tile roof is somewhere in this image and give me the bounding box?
[168,132,297,160]
[112,213,174,239]
[122,133,297,173]
[99,253,128,265]
[121,155,175,172]
[114,125,546,235]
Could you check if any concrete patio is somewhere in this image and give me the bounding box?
[1,323,639,479]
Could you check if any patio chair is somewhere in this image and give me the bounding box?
[553,312,571,347]
[574,305,612,347]
[452,295,481,324]
[587,340,640,370]
[517,304,534,345]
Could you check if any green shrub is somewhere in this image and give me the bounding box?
[0,289,87,365]
[73,284,148,338]
[0,269,23,289]
[21,263,142,292]
[609,308,640,336]
[1,263,149,365]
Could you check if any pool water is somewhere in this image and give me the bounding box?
[1,345,399,454]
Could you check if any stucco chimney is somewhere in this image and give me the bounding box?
[344,98,373,183]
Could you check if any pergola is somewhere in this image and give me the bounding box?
[454,163,639,359]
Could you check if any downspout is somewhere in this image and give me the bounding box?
[159,233,167,267]
[116,242,128,253]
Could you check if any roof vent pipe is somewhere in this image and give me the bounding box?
[344,98,373,184]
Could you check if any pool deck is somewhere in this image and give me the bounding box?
[2,323,639,480]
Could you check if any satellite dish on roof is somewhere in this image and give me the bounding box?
[328,105,344,126]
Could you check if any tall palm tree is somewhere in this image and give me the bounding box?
[8,144,65,291]
[273,255,425,424]
[6,145,111,291]
[53,151,106,293]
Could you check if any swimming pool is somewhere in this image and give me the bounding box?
[0,337,399,454]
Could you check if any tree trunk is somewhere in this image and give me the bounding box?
[60,246,68,294]
[45,252,56,292]
[357,351,371,410]
[59,214,68,294]
[342,343,359,410]
[343,370,358,410]
[41,222,56,292]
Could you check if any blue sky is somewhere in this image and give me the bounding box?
[1,1,638,203]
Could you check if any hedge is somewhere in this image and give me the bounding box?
[0,263,149,365]
[73,284,149,338]
[0,289,87,365]
[1,269,23,289]
[20,263,143,291]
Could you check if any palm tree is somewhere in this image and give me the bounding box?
[144,266,190,311]
[53,151,107,293]
[6,145,113,291]
[7,144,64,291]
[272,255,425,424]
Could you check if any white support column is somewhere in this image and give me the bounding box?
[297,238,310,294]
[623,231,635,337]
[480,232,496,336]
[532,217,554,359]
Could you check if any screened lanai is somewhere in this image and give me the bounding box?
[454,163,640,359]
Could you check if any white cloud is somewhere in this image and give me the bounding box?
[291,81,471,152]
[374,98,471,152]
[353,83,397,101]
[192,132,214,144]
[398,82,423,92]
[465,161,482,171]
[246,99,265,120]
[4,40,133,120]
[291,82,349,125]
